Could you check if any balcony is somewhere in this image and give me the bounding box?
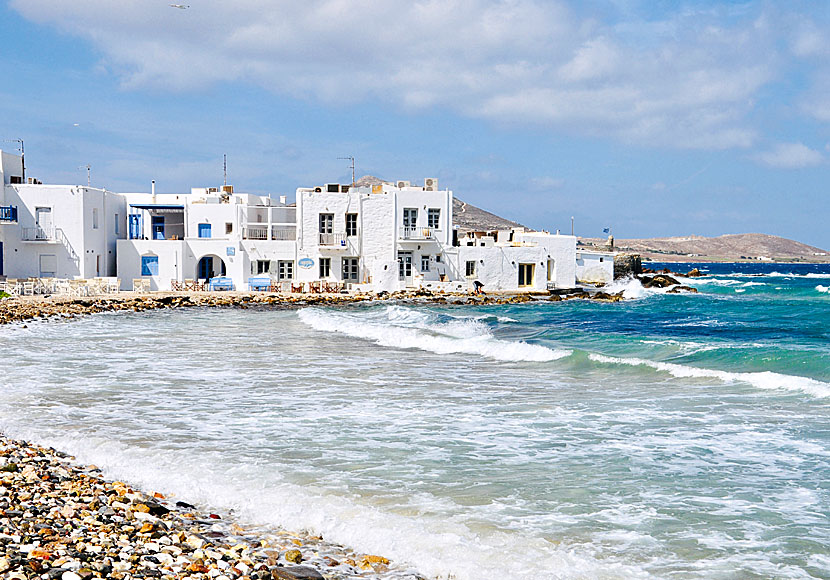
[319,232,347,247]
[22,226,55,241]
[399,227,441,240]
[0,206,17,223]
[242,226,297,241]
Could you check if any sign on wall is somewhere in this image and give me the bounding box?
[298,257,314,269]
[226,247,236,256]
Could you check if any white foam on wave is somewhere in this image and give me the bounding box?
[728,271,830,279]
[602,277,672,300]
[298,306,571,362]
[0,423,652,580]
[817,285,830,294]
[588,354,830,399]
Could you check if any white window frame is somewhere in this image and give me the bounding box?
[278,260,294,280]
[427,208,440,229]
[421,256,430,272]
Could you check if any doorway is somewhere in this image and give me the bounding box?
[518,263,535,287]
[197,255,226,280]
[152,216,165,240]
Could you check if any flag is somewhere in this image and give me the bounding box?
[602,228,610,234]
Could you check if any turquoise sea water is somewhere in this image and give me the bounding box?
[0,263,828,579]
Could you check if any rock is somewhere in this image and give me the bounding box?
[62,571,82,580]
[271,566,325,580]
[686,268,703,277]
[639,274,679,288]
[284,549,303,563]
[614,253,642,279]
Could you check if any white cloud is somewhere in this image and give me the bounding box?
[752,142,823,169]
[7,0,806,150]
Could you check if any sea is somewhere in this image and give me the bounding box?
[1,262,828,580]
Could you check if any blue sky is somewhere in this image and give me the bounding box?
[1,0,828,249]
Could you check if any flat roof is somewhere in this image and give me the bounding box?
[129,204,184,210]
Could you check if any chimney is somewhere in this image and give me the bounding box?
[280,195,287,205]
[151,180,156,203]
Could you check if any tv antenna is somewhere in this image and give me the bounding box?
[223,154,227,186]
[338,156,355,186]
[3,138,24,181]
[78,164,91,187]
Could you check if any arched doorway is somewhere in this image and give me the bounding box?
[196,255,226,280]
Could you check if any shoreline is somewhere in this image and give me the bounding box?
[0,287,630,326]
[0,434,419,580]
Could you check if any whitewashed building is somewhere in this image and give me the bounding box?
[1,150,127,280]
[2,148,601,293]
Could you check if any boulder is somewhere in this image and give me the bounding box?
[271,566,324,580]
[613,253,642,279]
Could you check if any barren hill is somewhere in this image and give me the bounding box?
[579,233,829,263]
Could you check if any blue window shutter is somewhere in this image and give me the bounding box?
[141,256,159,276]
[198,223,212,238]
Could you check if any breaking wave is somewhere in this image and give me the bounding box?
[298,306,571,362]
[589,354,830,399]
[817,285,830,294]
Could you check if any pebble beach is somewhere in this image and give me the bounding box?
[0,435,419,580]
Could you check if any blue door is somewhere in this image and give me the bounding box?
[152,216,165,240]
[129,214,142,239]
[197,256,213,280]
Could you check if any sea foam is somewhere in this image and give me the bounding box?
[588,354,830,398]
[298,306,571,362]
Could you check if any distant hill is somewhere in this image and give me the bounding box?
[452,198,524,234]
[579,233,830,263]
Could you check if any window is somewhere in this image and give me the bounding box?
[319,257,331,278]
[421,256,430,272]
[141,255,159,276]
[435,254,442,263]
[92,208,99,229]
[256,260,271,274]
[403,208,417,228]
[226,222,233,235]
[518,263,535,287]
[114,214,119,235]
[427,208,440,229]
[466,260,476,277]
[346,213,358,237]
[198,223,212,238]
[278,260,294,280]
[319,213,333,234]
[342,257,359,281]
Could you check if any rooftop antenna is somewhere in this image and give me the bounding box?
[78,164,91,187]
[3,139,24,181]
[338,156,355,186]
[223,154,227,187]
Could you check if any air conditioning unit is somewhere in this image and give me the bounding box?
[424,178,438,191]
[208,187,219,193]
[326,183,340,193]
[222,185,234,193]
[397,181,410,188]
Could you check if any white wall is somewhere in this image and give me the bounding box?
[576,250,615,284]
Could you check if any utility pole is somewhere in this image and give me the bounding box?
[223,154,227,187]
[338,156,355,186]
[571,216,574,236]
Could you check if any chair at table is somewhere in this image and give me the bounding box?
[184,279,195,291]
[133,278,150,293]
[291,281,304,293]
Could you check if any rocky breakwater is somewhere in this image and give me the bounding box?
[0,435,416,580]
[0,293,376,326]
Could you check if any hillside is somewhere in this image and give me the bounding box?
[452,198,524,234]
[578,233,830,263]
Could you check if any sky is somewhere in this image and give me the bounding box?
[0,0,828,249]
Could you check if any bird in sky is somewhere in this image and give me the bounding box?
[169,4,189,9]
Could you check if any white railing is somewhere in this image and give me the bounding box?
[319,232,347,246]
[22,226,55,241]
[271,226,296,241]
[399,227,440,240]
[243,226,269,240]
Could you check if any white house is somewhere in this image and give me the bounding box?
[117,185,296,291]
[1,150,127,279]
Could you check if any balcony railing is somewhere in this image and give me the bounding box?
[271,226,296,241]
[22,226,55,241]
[319,232,347,247]
[399,227,440,240]
[0,206,17,223]
[242,226,269,240]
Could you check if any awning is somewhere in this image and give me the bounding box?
[129,204,184,210]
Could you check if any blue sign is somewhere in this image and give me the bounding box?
[226,246,236,256]
[298,257,314,269]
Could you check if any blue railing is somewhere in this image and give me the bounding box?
[0,206,18,222]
